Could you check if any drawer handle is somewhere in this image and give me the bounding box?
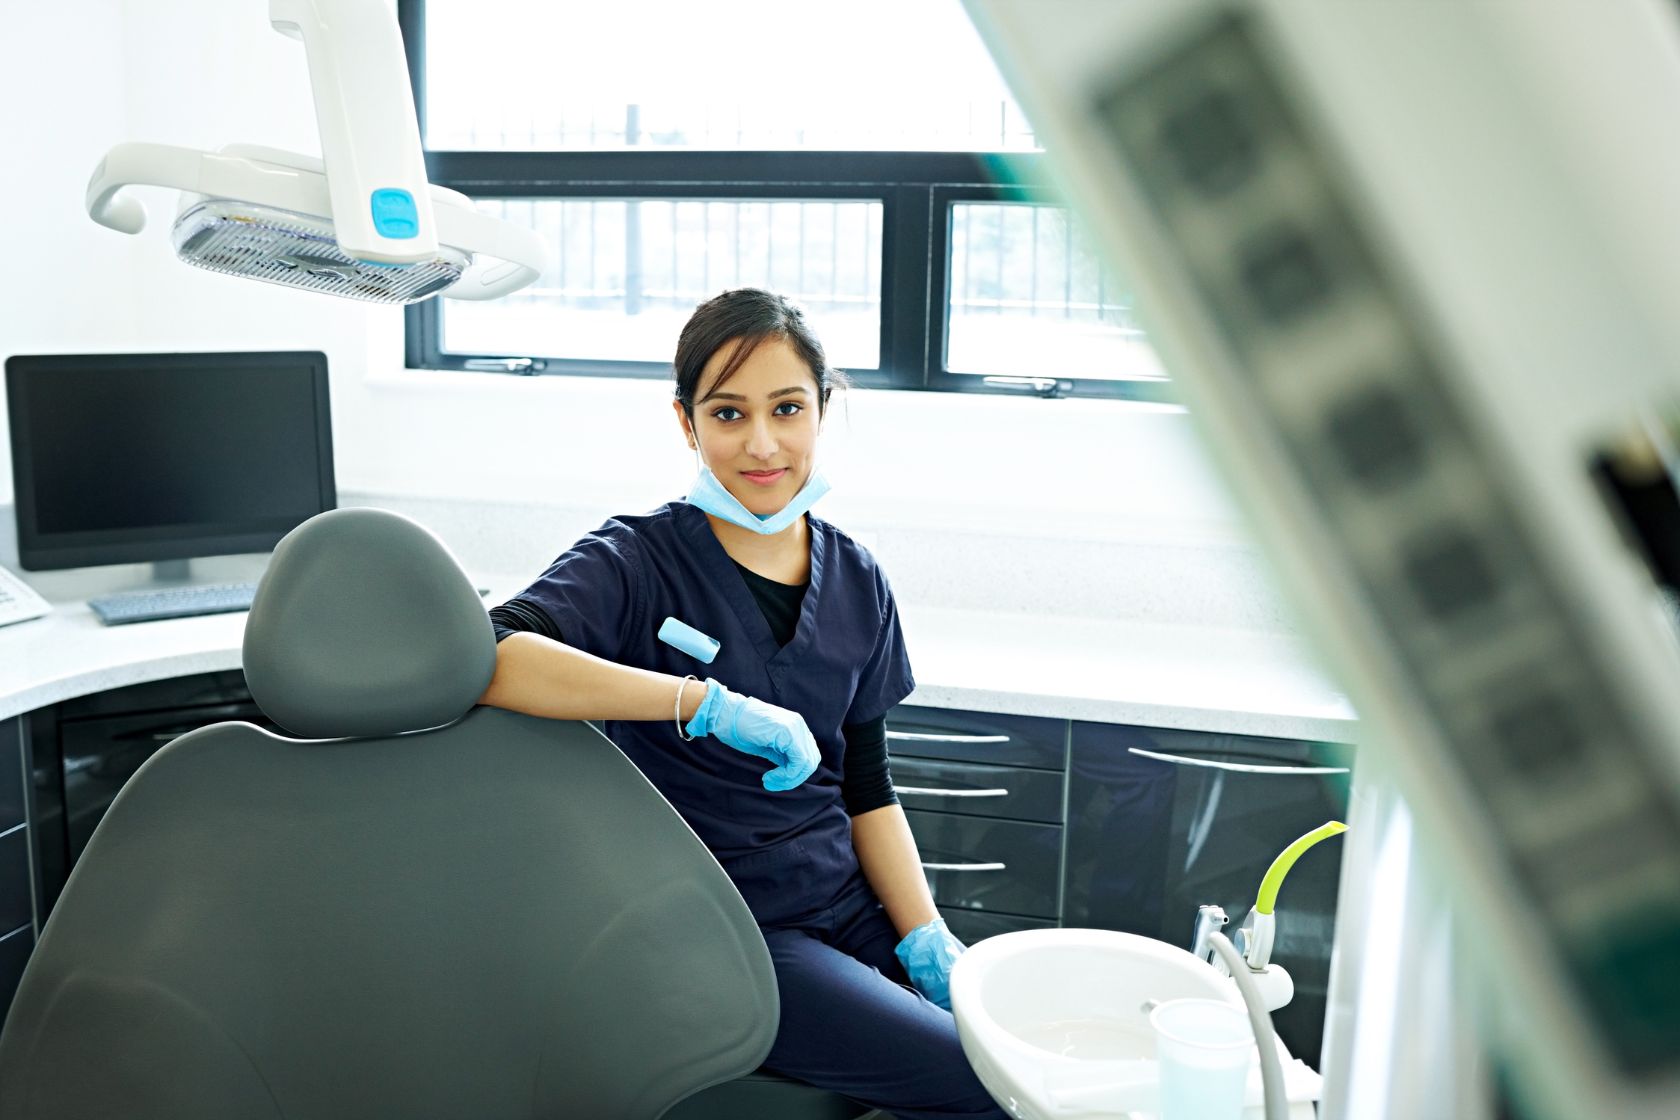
[1127,746,1350,776]
[921,861,1008,872]
[888,731,1012,744]
[897,785,1009,799]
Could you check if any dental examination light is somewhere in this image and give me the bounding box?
[964,2,1680,1118]
[84,0,545,304]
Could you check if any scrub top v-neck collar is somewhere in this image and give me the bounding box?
[678,500,826,669]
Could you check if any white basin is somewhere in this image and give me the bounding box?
[949,928,1322,1120]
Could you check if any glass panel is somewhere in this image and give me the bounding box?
[423,0,1036,152]
[441,198,883,368]
[946,202,1164,381]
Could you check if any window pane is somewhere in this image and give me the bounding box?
[441,199,883,368]
[423,1,1036,152]
[945,202,1164,381]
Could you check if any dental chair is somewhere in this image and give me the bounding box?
[0,508,870,1120]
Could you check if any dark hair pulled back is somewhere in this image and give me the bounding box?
[673,288,849,420]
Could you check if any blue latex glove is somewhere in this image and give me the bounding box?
[685,678,820,791]
[895,918,967,1010]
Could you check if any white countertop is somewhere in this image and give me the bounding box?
[0,579,1357,741]
[0,594,250,722]
[899,605,1356,741]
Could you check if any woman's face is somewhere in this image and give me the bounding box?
[675,335,823,517]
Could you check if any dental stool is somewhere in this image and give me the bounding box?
[0,508,867,1120]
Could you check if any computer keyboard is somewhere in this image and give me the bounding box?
[0,565,52,628]
[88,581,260,626]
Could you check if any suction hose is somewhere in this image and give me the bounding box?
[1207,931,1288,1120]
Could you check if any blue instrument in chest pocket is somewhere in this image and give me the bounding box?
[659,616,721,664]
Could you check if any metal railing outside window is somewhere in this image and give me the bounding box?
[440,197,884,369]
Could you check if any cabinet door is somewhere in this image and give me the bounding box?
[0,718,34,964]
[0,828,30,934]
[1063,722,1353,1065]
[939,907,1055,945]
[0,717,23,830]
[60,701,279,862]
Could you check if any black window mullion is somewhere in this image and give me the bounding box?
[927,186,960,387]
[421,149,1000,191]
[399,0,425,142]
[883,185,933,389]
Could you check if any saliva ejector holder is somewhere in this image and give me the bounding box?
[1192,820,1349,1013]
[83,0,545,305]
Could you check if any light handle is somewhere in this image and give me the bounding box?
[86,143,208,233]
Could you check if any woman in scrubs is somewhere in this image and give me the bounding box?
[480,288,1008,1120]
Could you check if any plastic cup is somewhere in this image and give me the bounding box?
[1149,998,1254,1120]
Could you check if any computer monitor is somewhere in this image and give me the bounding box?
[5,351,336,571]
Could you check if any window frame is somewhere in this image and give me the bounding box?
[398,0,1172,403]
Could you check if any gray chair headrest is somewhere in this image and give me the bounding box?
[243,508,496,739]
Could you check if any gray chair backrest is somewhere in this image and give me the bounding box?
[0,509,778,1120]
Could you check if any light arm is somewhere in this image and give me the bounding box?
[269,0,438,263]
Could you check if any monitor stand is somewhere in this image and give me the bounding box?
[151,559,193,584]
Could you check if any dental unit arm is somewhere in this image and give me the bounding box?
[84,0,545,303]
[1194,821,1348,1013]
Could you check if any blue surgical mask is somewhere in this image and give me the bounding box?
[687,464,831,535]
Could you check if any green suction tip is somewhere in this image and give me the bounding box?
[1256,820,1348,915]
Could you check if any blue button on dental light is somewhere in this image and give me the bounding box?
[659,617,721,664]
[369,188,419,238]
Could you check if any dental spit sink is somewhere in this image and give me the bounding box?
[948,929,1322,1119]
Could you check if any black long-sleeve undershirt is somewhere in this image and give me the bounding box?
[488,561,897,816]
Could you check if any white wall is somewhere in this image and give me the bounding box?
[0,0,139,500]
[2,0,1287,627]
[0,0,386,504]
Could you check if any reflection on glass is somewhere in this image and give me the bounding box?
[442,199,883,368]
[946,203,1163,381]
[424,0,1037,152]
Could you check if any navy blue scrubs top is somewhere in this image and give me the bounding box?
[507,500,915,926]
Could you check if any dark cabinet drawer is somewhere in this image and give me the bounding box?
[891,756,1063,824]
[939,907,1054,945]
[905,808,1061,920]
[0,924,32,1017]
[57,670,255,720]
[0,827,31,934]
[886,706,1066,769]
